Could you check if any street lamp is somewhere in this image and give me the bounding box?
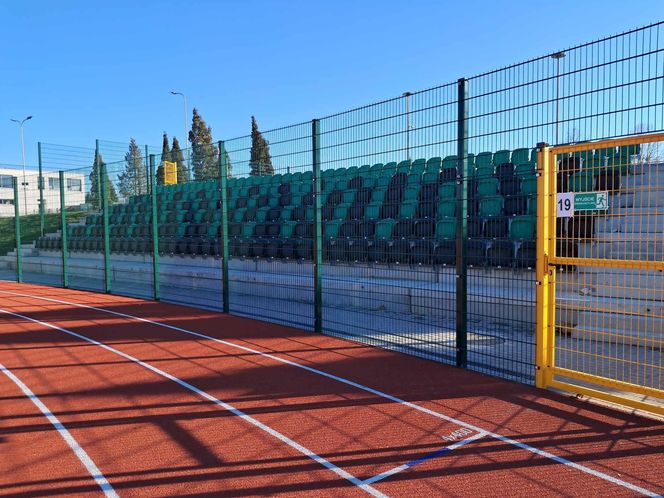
[551,51,566,145]
[403,92,413,161]
[10,115,32,215]
[170,91,190,168]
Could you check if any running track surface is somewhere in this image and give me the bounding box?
[0,282,662,497]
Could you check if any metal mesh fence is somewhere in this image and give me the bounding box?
[3,22,663,393]
[318,85,459,363]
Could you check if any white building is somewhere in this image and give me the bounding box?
[0,167,86,217]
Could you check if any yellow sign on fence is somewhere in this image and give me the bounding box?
[164,161,177,185]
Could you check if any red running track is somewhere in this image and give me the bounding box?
[0,281,662,497]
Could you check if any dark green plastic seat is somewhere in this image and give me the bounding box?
[511,148,530,165]
[477,178,499,197]
[510,215,536,240]
[436,219,456,240]
[438,200,455,217]
[521,177,538,195]
[493,150,511,165]
[479,196,504,217]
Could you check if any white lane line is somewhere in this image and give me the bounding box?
[0,308,385,498]
[0,361,118,498]
[0,289,661,497]
[363,431,486,485]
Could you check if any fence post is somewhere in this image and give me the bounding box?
[145,145,150,191]
[312,119,323,333]
[95,139,102,211]
[218,141,230,313]
[38,142,45,237]
[535,143,551,388]
[456,78,468,368]
[13,177,22,283]
[150,155,160,300]
[59,171,69,288]
[100,162,112,293]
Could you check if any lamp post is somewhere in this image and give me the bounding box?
[403,92,413,161]
[10,115,32,215]
[170,91,190,169]
[551,52,566,145]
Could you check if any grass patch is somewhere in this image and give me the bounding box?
[0,211,87,256]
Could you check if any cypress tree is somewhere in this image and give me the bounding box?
[249,116,274,176]
[156,132,171,185]
[117,138,146,199]
[171,136,189,183]
[86,152,117,207]
[188,108,219,180]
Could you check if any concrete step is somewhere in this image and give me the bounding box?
[583,271,664,300]
[595,214,664,233]
[618,191,664,208]
[578,241,663,260]
[594,231,663,242]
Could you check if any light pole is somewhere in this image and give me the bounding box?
[170,91,190,170]
[551,52,565,145]
[10,115,32,215]
[403,92,413,161]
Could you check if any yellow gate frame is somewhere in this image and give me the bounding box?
[536,133,664,416]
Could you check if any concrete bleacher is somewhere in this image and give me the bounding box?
[2,146,661,350]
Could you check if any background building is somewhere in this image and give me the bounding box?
[0,167,86,217]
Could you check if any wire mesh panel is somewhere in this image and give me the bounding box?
[466,22,664,384]
[103,153,154,300]
[318,86,459,362]
[541,135,663,413]
[17,171,64,286]
[0,169,22,282]
[154,145,223,310]
[63,164,105,292]
[225,123,315,330]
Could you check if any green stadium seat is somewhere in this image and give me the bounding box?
[403,186,420,201]
[422,172,438,184]
[477,178,499,197]
[425,157,442,174]
[521,177,538,195]
[510,215,536,240]
[479,196,504,217]
[369,163,384,176]
[437,199,455,217]
[324,220,341,238]
[342,191,356,204]
[511,148,530,165]
[475,152,493,168]
[406,174,421,187]
[410,159,426,174]
[364,202,381,219]
[333,203,350,220]
[476,165,495,179]
[529,148,538,163]
[399,201,418,218]
[371,188,386,203]
[280,221,296,237]
[396,160,411,174]
[375,219,396,238]
[493,150,511,165]
[436,219,456,239]
[439,183,456,198]
[515,163,536,178]
[382,162,397,176]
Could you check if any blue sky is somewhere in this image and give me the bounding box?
[1,0,662,168]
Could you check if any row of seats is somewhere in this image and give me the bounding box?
[36,148,611,267]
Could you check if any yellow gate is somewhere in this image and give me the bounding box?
[536,134,664,416]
